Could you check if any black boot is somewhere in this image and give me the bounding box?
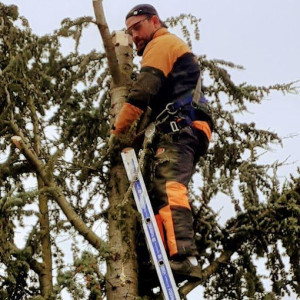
[169,257,201,280]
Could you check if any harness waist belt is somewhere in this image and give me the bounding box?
[157,115,192,134]
[155,90,212,134]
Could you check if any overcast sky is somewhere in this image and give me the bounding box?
[2,0,299,299]
[3,0,299,177]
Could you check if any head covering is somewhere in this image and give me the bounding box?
[126,4,158,19]
[126,4,167,27]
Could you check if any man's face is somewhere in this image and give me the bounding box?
[126,15,156,56]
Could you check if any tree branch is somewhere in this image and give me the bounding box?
[92,0,122,86]
[28,95,53,297]
[0,159,32,182]
[179,249,234,297]
[10,242,44,275]
[10,123,108,256]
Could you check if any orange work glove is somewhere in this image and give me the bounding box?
[111,102,143,135]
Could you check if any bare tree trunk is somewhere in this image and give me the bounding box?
[106,164,139,299]
[93,0,122,86]
[92,2,140,297]
[105,31,139,300]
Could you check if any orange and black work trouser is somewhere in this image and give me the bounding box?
[149,126,208,258]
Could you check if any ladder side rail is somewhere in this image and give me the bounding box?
[121,148,180,300]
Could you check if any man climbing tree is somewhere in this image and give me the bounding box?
[0,1,299,299]
[111,4,213,280]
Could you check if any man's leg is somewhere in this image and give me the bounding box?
[150,127,204,278]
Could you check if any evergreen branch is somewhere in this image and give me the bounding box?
[0,159,32,181]
[9,122,109,257]
[181,186,300,297]
[179,249,234,297]
[9,242,44,275]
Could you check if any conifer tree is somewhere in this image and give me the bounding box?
[0,2,299,299]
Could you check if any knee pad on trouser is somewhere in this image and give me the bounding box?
[159,203,197,258]
[155,214,167,249]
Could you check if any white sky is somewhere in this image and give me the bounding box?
[3,0,299,177]
[2,0,299,299]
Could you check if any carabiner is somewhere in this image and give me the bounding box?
[165,103,178,115]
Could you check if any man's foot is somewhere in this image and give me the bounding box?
[169,257,201,280]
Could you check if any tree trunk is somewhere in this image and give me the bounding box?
[29,96,53,298]
[37,177,53,298]
[106,164,139,299]
[105,31,139,299]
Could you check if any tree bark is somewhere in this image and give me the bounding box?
[106,164,139,299]
[92,2,139,297]
[37,177,53,298]
[29,96,53,298]
[105,31,139,300]
[92,0,122,86]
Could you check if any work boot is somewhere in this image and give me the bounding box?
[169,257,201,280]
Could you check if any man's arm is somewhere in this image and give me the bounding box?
[111,67,163,135]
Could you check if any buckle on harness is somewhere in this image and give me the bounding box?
[155,103,178,126]
[165,103,177,115]
[170,121,180,132]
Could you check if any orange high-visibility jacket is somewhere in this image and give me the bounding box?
[112,28,212,140]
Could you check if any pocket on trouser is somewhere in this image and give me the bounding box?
[150,146,178,211]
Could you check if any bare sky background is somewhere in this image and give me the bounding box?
[2,0,300,299]
[4,0,299,177]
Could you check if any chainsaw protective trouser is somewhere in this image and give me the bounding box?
[149,126,208,258]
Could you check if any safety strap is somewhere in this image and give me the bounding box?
[193,68,202,106]
[155,87,211,134]
[156,91,192,123]
[155,90,205,134]
[166,93,194,112]
[156,113,192,134]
